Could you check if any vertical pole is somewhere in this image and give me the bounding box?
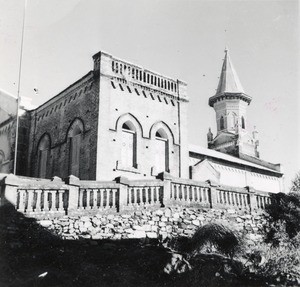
[13,0,27,175]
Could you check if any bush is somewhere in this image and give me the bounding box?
[244,232,300,285]
[291,171,300,193]
[175,223,243,259]
[266,192,300,240]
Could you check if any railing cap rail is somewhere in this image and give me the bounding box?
[1,174,67,189]
[79,180,120,189]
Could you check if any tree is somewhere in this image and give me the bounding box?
[291,171,300,193]
[266,192,300,240]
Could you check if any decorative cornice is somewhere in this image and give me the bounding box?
[209,92,252,107]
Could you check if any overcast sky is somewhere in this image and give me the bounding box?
[0,0,299,188]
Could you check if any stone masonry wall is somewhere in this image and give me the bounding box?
[38,206,268,245]
[27,71,99,180]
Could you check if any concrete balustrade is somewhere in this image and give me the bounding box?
[0,172,272,219]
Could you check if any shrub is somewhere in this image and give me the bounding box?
[291,171,300,193]
[176,223,243,259]
[244,232,300,285]
[266,192,300,240]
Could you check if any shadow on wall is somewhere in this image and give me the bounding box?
[0,203,174,287]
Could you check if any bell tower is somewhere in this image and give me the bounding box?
[207,49,259,158]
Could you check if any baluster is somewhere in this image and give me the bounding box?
[217,190,220,204]
[234,193,237,206]
[141,188,145,205]
[132,188,137,205]
[148,187,153,204]
[229,192,233,205]
[105,189,110,208]
[18,190,26,212]
[35,190,42,212]
[204,188,208,202]
[112,189,116,209]
[58,190,65,211]
[190,186,194,202]
[230,192,234,206]
[194,187,198,201]
[43,190,49,211]
[128,188,132,206]
[196,187,200,202]
[173,184,177,200]
[78,189,84,209]
[50,190,57,211]
[100,189,104,208]
[152,187,156,204]
[170,184,173,199]
[217,190,221,204]
[92,189,98,209]
[145,187,149,205]
[179,185,183,201]
[188,186,191,202]
[127,188,129,205]
[184,185,188,201]
[199,187,203,202]
[155,187,159,204]
[26,189,34,212]
[245,194,248,208]
[206,187,209,202]
[137,188,141,205]
[86,189,91,209]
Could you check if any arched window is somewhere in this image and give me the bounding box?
[121,121,137,168]
[68,119,84,177]
[154,128,169,173]
[220,116,225,130]
[37,134,50,178]
[241,116,245,129]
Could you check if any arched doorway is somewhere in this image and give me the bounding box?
[121,121,137,168]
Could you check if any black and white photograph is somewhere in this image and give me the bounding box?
[0,0,299,286]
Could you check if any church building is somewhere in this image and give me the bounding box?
[0,50,284,193]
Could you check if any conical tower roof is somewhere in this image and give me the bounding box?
[209,49,252,107]
[216,49,245,94]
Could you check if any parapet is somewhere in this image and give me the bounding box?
[92,51,188,102]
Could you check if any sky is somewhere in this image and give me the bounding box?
[0,0,299,188]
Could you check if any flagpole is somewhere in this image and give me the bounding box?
[13,0,27,175]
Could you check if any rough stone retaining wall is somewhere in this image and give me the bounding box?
[38,206,268,245]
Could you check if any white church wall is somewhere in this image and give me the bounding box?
[211,163,247,187]
[248,172,281,193]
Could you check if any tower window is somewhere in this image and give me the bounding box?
[241,116,245,129]
[220,116,225,130]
